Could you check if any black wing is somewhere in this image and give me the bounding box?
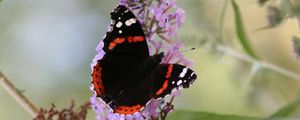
[111,64,197,115]
[91,5,149,104]
[103,5,149,58]
[152,64,197,98]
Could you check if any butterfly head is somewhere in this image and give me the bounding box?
[153,52,164,63]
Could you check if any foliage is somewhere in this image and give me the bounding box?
[168,111,262,120]
[268,97,300,119]
[231,0,259,59]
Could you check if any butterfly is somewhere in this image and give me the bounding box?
[91,5,197,115]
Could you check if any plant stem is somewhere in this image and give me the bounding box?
[0,71,38,118]
[217,46,300,80]
[217,0,229,44]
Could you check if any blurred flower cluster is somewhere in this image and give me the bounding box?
[90,0,192,120]
[292,36,300,58]
[258,0,299,27]
[258,0,300,58]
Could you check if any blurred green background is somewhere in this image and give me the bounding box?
[1,0,300,119]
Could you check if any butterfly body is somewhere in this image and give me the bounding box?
[91,5,197,115]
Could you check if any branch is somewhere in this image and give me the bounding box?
[0,71,38,118]
[217,45,300,80]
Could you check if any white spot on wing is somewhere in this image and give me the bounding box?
[116,22,123,28]
[172,81,175,84]
[179,68,188,78]
[125,18,136,27]
[129,18,136,24]
[119,30,122,34]
[177,80,182,85]
[125,20,132,26]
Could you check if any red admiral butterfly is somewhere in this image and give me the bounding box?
[91,5,197,115]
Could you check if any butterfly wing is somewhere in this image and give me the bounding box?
[111,64,197,115]
[104,5,149,58]
[151,64,197,98]
[92,5,197,116]
[91,5,149,103]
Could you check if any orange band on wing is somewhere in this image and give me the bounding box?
[108,43,117,50]
[114,37,126,43]
[92,63,105,96]
[108,36,145,50]
[133,36,144,42]
[156,64,173,95]
[127,36,144,43]
[128,36,133,43]
[165,64,173,79]
[108,37,126,50]
[156,80,169,95]
[115,105,143,114]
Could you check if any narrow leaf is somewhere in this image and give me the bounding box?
[269,97,300,118]
[168,111,262,120]
[231,0,259,59]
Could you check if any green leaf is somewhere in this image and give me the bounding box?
[269,97,300,118]
[167,111,262,120]
[231,0,259,59]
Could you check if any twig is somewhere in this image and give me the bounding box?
[0,71,38,118]
[159,96,175,120]
[217,45,300,80]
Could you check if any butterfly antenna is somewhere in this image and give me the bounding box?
[180,47,196,53]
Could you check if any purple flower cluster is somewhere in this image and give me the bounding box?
[146,0,185,37]
[148,0,185,37]
[120,0,185,38]
[90,0,192,119]
[121,0,191,66]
